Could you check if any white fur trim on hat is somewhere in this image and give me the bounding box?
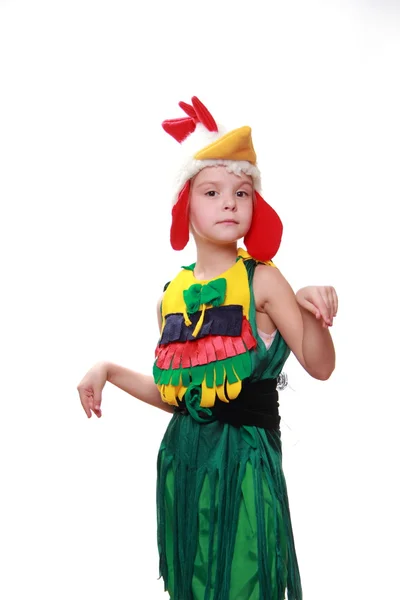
[171,123,262,205]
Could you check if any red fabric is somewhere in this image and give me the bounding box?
[204,337,217,363]
[181,342,192,369]
[223,336,236,358]
[164,97,283,260]
[155,345,169,369]
[178,101,197,120]
[170,188,282,258]
[162,118,196,143]
[197,343,208,365]
[163,97,218,144]
[190,347,200,367]
[155,317,257,370]
[241,318,257,350]
[244,191,283,261]
[191,96,218,132]
[170,181,190,251]
[172,342,184,369]
[232,337,246,354]
[212,336,227,361]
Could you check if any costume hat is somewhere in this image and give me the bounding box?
[162,96,283,262]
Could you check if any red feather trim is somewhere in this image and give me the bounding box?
[242,318,257,350]
[162,118,196,143]
[181,342,192,369]
[178,101,197,120]
[223,336,237,358]
[163,97,218,146]
[232,336,246,354]
[197,342,208,365]
[190,346,200,367]
[204,337,217,363]
[212,336,227,361]
[172,342,185,369]
[156,345,170,369]
[155,317,257,369]
[191,96,218,132]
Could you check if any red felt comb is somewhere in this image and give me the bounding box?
[162,96,218,143]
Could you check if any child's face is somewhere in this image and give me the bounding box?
[189,166,253,245]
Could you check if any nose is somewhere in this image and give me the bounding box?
[223,193,237,211]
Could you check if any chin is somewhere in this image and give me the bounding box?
[215,235,242,245]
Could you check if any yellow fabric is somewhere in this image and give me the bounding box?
[201,380,216,408]
[160,256,251,322]
[194,126,257,164]
[216,384,228,403]
[192,304,206,338]
[161,384,179,406]
[157,249,277,407]
[237,247,276,268]
[226,379,242,399]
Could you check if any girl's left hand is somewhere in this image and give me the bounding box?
[296,286,338,328]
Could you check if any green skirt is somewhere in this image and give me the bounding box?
[156,410,302,600]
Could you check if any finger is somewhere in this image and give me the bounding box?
[300,298,321,318]
[77,386,94,418]
[93,391,102,411]
[324,287,335,323]
[315,289,331,324]
[324,287,338,323]
[332,287,338,316]
[91,389,102,418]
[92,403,102,418]
[80,395,92,418]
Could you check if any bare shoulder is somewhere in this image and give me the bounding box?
[253,262,307,369]
[252,263,294,311]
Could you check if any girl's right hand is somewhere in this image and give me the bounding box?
[77,361,108,418]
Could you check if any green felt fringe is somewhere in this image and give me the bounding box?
[156,413,302,600]
[153,351,252,388]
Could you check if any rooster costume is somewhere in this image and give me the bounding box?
[154,97,302,599]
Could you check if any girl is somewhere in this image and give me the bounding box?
[77,96,337,600]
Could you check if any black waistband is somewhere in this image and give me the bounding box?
[175,378,280,430]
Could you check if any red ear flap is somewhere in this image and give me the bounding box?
[244,191,283,261]
[170,181,190,251]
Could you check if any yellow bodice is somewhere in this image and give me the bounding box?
[153,249,275,407]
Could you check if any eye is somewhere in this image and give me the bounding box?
[236,190,250,198]
[205,190,217,197]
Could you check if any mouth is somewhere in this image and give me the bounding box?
[217,219,239,225]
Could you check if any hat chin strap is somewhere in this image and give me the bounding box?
[170,181,190,251]
[244,191,283,262]
[170,187,282,261]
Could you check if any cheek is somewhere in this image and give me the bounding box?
[242,201,254,228]
[189,197,213,228]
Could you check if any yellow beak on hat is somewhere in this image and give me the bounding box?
[194,126,257,164]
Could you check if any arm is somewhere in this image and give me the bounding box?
[253,265,337,380]
[106,293,174,414]
[106,363,174,413]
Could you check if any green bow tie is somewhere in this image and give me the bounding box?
[183,278,227,315]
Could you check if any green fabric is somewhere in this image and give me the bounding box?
[153,353,253,387]
[156,257,302,600]
[183,278,227,314]
[243,258,291,382]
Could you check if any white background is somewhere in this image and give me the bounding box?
[1,1,399,598]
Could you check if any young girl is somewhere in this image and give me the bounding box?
[77,96,338,600]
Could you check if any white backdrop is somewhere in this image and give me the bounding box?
[1,1,399,598]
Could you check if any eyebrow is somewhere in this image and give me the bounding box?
[194,180,219,188]
[238,180,253,188]
[194,179,253,188]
